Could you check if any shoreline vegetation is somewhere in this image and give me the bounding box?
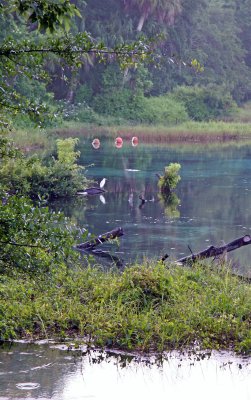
[3,119,251,356]
[3,0,251,362]
[10,120,251,154]
[53,120,251,144]
[1,262,251,355]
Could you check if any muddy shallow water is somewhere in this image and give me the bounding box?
[0,342,251,400]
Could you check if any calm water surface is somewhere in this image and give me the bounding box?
[56,137,251,271]
[1,342,251,400]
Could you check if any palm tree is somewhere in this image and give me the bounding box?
[123,0,183,32]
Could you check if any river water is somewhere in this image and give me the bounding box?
[55,136,251,272]
[1,341,251,400]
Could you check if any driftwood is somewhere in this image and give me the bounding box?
[76,227,124,251]
[174,235,251,265]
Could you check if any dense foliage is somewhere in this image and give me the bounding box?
[0,138,88,199]
[53,0,251,122]
[0,195,78,275]
[1,0,250,127]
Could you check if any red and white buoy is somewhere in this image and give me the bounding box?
[115,137,123,148]
[92,138,100,149]
[131,136,139,147]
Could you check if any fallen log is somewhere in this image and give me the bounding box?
[76,227,124,251]
[174,235,251,265]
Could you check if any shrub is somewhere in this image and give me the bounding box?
[0,138,88,199]
[172,85,237,121]
[92,88,144,121]
[93,90,188,125]
[140,95,188,125]
[0,195,77,275]
[74,84,93,105]
[158,163,181,195]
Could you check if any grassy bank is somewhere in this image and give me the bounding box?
[7,119,251,154]
[2,262,251,354]
[8,128,54,153]
[53,120,251,144]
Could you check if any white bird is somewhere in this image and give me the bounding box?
[99,178,107,189]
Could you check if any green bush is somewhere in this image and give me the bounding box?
[92,88,143,120]
[75,106,101,123]
[140,96,188,124]
[0,138,88,199]
[15,76,54,105]
[11,76,60,128]
[74,84,93,105]
[0,195,78,275]
[172,85,237,121]
[158,163,181,195]
[93,90,188,125]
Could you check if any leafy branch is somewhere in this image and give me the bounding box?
[0,240,47,249]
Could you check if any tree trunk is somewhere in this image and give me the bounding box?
[122,12,146,82]
[137,13,146,32]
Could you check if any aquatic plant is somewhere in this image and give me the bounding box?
[157,163,181,195]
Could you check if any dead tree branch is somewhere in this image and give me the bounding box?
[76,227,124,251]
[174,235,251,265]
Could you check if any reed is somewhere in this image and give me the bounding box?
[53,120,251,144]
[8,128,53,153]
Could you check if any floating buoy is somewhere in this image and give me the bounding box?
[131,136,139,147]
[92,138,100,149]
[115,137,123,148]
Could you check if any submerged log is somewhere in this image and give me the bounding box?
[76,227,124,251]
[88,249,124,267]
[174,235,251,265]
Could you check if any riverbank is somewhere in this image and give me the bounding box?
[1,262,251,355]
[8,120,251,154]
[53,120,251,144]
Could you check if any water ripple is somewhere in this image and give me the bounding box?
[16,382,40,390]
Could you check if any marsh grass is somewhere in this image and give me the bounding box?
[8,128,53,153]
[53,120,251,145]
[1,262,251,354]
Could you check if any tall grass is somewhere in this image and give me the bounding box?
[1,262,251,354]
[8,128,53,153]
[53,120,251,145]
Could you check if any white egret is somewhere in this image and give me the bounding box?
[99,178,107,189]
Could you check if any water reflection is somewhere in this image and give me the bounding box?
[158,192,181,218]
[52,138,251,272]
[0,342,251,400]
